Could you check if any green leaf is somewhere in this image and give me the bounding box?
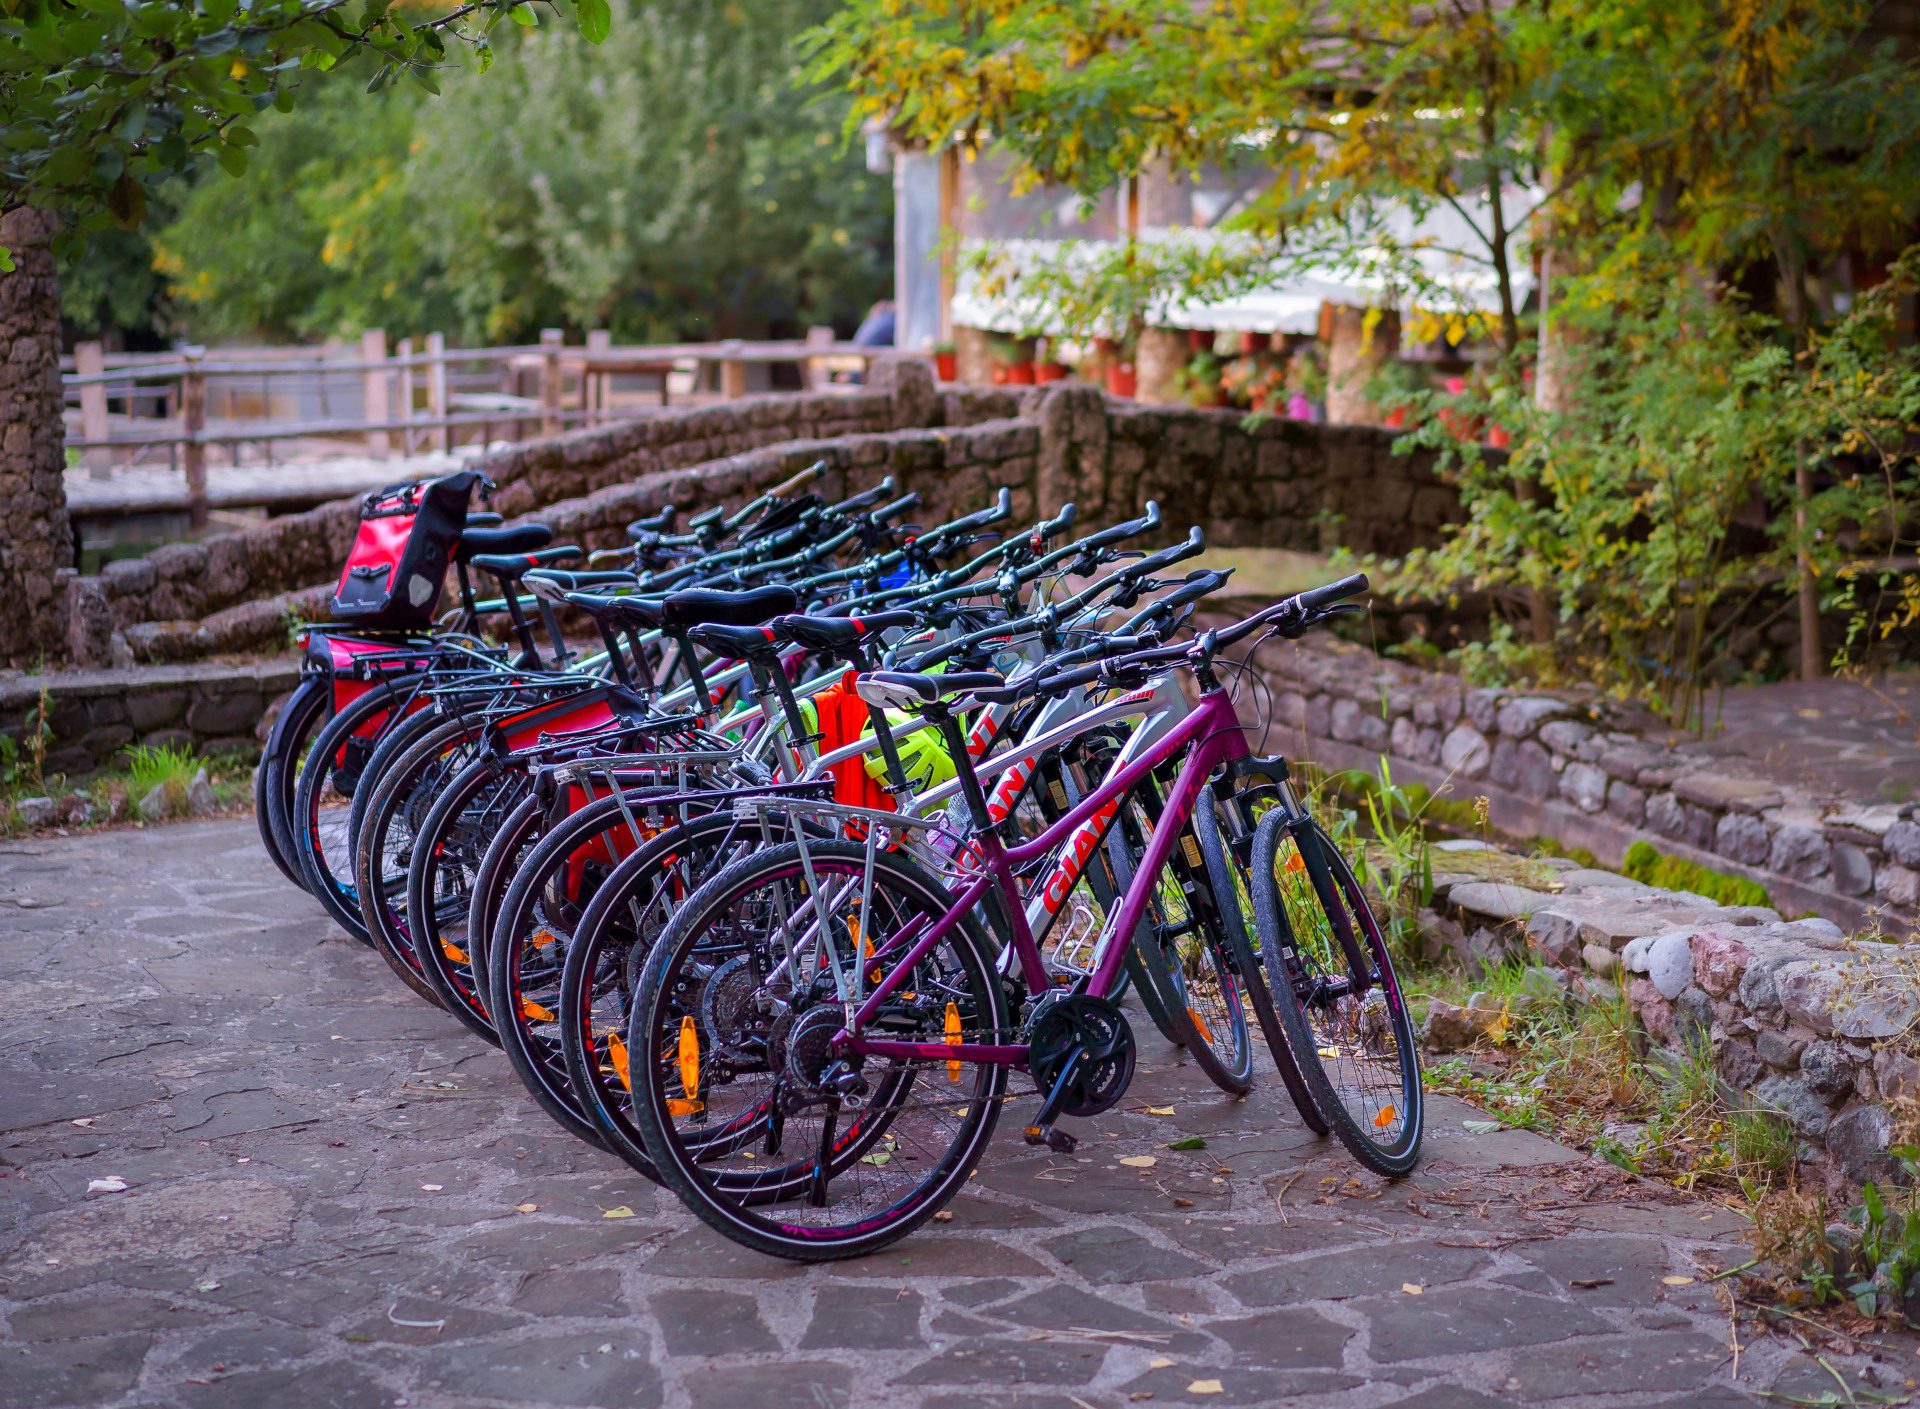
[1166,1135,1207,1151]
[365,64,392,94]
[509,2,538,27]
[409,66,441,96]
[215,142,248,177]
[0,248,13,274]
[575,0,612,45]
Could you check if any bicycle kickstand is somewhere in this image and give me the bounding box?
[1022,1048,1087,1155]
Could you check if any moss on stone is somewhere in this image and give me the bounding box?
[1621,839,1772,908]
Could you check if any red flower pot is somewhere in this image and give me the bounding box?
[1188,329,1215,352]
[990,364,1010,385]
[1034,361,1070,383]
[1007,362,1036,386]
[1105,363,1138,398]
[934,352,958,381]
[1485,425,1512,450]
[1239,331,1268,354]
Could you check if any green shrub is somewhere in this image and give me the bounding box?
[1622,840,1771,908]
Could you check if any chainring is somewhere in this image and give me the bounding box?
[1025,992,1136,1117]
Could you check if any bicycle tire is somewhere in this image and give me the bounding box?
[1251,812,1422,1177]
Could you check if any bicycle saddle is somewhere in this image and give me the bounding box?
[659,585,799,631]
[855,670,1005,713]
[466,546,582,580]
[456,524,552,561]
[768,609,920,653]
[522,569,640,605]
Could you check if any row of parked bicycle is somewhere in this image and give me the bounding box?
[252,463,1422,1261]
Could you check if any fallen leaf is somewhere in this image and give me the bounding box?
[514,1203,538,1214]
[1147,1105,1175,1116]
[1796,708,1823,719]
[87,1176,128,1193]
[193,1278,221,1293]
[1172,1197,1195,1208]
[1461,1119,1505,1135]
[1148,1356,1175,1370]
[1186,1379,1223,1395]
[932,1210,954,1222]
[1166,1136,1207,1152]
[1119,1155,1158,1169]
[420,1184,443,1192]
[1401,1283,1423,1295]
[602,1205,636,1219]
[70,1118,94,1129]
[1662,1275,1695,1286]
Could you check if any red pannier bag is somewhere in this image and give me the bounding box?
[331,470,486,630]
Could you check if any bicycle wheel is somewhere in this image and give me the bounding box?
[560,808,803,1180]
[354,713,491,1007]
[628,839,1009,1261]
[291,684,417,944]
[404,754,531,1042]
[1191,782,1330,1134]
[1111,774,1254,1095]
[256,675,329,890]
[1251,811,1422,1176]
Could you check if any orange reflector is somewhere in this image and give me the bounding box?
[531,928,558,949]
[676,1016,700,1103]
[1285,848,1306,874]
[606,1031,631,1091]
[521,998,555,1023]
[441,941,469,964]
[1373,1105,1397,1129]
[666,1097,703,1117]
[1188,1008,1214,1045]
[944,1001,963,1082]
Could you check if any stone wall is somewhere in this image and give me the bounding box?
[1428,856,1919,1188]
[59,370,920,669]
[0,659,301,777]
[57,373,1457,669]
[0,208,77,669]
[1238,633,1920,932]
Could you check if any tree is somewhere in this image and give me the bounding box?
[811,0,1920,691]
[149,0,891,346]
[0,0,610,666]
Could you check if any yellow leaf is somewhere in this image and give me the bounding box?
[602,1205,635,1219]
[514,1202,537,1213]
[1661,1275,1695,1286]
[1187,1380,1224,1395]
[1119,1155,1158,1169]
[1147,1105,1175,1116]
[1149,1357,1175,1370]
[1401,1282,1423,1295]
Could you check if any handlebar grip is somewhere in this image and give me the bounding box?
[1123,525,1205,576]
[768,460,827,499]
[1297,572,1370,612]
[872,491,921,524]
[1077,500,1161,554]
[1032,502,1077,542]
[834,476,896,515]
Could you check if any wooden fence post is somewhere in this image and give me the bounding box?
[75,340,112,478]
[800,325,834,391]
[182,350,208,532]
[720,339,747,400]
[540,328,565,435]
[425,332,451,452]
[361,328,390,457]
[395,336,415,457]
[585,328,611,423]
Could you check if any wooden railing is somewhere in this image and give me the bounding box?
[62,327,877,527]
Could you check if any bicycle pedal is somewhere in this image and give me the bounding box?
[1022,1123,1077,1154]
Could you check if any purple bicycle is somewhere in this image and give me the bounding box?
[624,573,1423,1260]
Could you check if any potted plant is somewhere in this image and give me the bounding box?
[1364,359,1428,428]
[1221,348,1280,410]
[987,333,1036,386]
[1285,346,1327,422]
[1104,344,1138,398]
[1171,350,1228,408]
[1034,337,1071,382]
[1188,328,1217,353]
[932,340,958,382]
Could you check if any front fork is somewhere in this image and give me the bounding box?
[1219,754,1372,999]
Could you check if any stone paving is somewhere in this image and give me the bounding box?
[4,819,1917,1409]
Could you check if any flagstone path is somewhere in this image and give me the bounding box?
[3,818,1914,1409]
